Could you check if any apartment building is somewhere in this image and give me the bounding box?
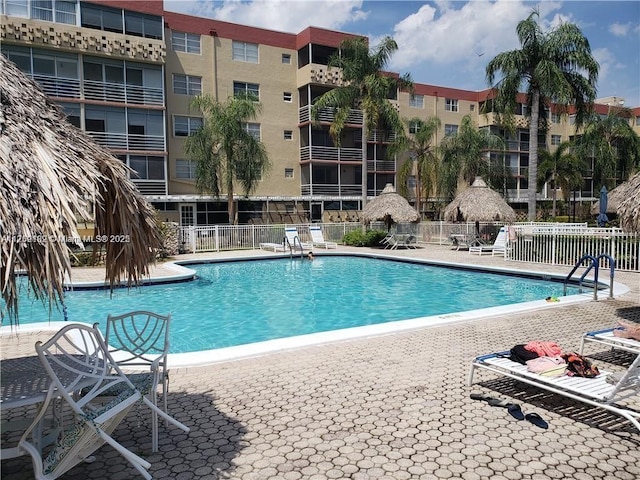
[2,0,638,225]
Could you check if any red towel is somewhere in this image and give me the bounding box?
[524,341,562,357]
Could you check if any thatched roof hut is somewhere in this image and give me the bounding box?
[362,184,419,230]
[617,172,640,233]
[443,177,516,223]
[589,183,631,215]
[1,55,160,322]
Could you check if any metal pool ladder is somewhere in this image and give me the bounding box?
[563,254,615,300]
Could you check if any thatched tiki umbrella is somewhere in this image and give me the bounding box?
[443,177,516,223]
[617,172,640,233]
[362,183,419,231]
[0,55,161,322]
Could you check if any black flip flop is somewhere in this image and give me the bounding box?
[525,412,548,429]
[486,398,511,407]
[470,393,498,402]
[507,403,525,420]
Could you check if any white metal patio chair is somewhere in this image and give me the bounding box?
[18,324,155,479]
[579,327,640,356]
[309,225,337,249]
[102,311,188,452]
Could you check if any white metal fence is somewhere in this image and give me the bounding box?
[178,222,640,272]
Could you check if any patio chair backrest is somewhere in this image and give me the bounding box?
[35,323,134,414]
[310,226,325,243]
[104,311,171,369]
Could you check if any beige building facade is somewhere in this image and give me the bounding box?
[2,0,639,225]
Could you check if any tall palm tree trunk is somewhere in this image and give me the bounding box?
[528,89,540,221]
[361,114,368,209]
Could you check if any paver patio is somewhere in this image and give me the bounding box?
[2,245,639,479]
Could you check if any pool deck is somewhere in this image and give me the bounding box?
[2,244,639,479]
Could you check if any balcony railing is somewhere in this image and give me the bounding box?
[132,180,167,195]
[300,184,362,196]
[86,132,165,151]
[368,160,396,171]
[298,106,363,125]
[84,80,164,106]
[300,146,362,162]
[368,130,396,143]
[32,74,81,99]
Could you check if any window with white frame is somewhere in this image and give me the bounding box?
[244,122,260,140]
[283,92,292,103]
[285,168,294,178]
[444,124,458,136]
[174,116,202,136]
[233,81,259,99]
[232,41,258,63]
[171,31,200,54]
[284,130,293,140]
[282,53,291,64]
[173,74,202,95]
[445,98,458,112]
[409,121,419,134]
[409,94,424,108]
[551,112,561,124]
[470,104,475,111]
[176,159,196,179]
[551,134,562,146]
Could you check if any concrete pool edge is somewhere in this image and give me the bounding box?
[3,252,629,368]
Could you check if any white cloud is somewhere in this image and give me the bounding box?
[609,22,631,37]
[165,0,369,33]
[388,0,536,73]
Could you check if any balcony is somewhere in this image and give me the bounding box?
[299,106,363,125]
[86,132,165,152]
[32,74,80,99]
[300,146,362,162]
[132,180,167,196]
[367,160,396,172]
[300,184,362,196]
[367,130,396,143]
[84,80,163,106]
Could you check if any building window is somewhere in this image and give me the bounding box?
[445,99,458,112]
[470,104,475,112]
[551,134,562,146]
[59,102,81,128]
[172,31,201,54]
[636,116,640,126]
[282,53,291,64]
[244,123,260,140]
[284,130,293,140]
[124,11,162,39]
[409,94,423,108]
[409,121,419,134]
[173,74,202,95]
[5,0,28,17]
[174,116,202,136]
[285,168,294,178]
[283,92,292,103]
[176,159,196,179]
[551,112,561,124]
[444,124,458,136]
[233,81,259,99]
[80,3,122,33]
[232,41,259,63]
[129,155,165,180]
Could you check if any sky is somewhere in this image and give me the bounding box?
[163,0,640,107]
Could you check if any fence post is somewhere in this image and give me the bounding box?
[215,225,219,252]
[551,224,557,265]
[189,226,196,253]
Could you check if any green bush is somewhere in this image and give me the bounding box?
[342,229,387,247]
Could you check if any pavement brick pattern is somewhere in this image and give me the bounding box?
[2,246,639,479]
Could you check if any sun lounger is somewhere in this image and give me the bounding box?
[579,328,640,355]
[469,351,640,431]
[285,226,312,251]
[259,241,286,252]
[309,225,337,249]
[469,226,508,256]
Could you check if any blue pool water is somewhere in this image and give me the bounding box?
[13,256,577,353]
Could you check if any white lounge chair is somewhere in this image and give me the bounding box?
[309,225,337,249]
[18,324,160,479]
[103,311,175,453]
[285,226,311,251]
[259,240,286,252]
[469,350,640,432]
[579,327,640,356]
[469,226,508,256]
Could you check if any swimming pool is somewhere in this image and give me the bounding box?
[11,255,584,356]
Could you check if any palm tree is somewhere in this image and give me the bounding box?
[439,115,504,201]
[486,10,599,221]
[311,36,412,208]
[186,94,270,224]
[537,142,585,218]
[390,117,441,216]
[573,108,640,189]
